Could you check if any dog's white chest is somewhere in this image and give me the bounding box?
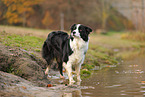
[69,38,88,64]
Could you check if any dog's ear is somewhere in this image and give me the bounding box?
[70,24,76,31]
[85,26,92,34]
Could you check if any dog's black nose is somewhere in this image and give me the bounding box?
[73,32,76,35]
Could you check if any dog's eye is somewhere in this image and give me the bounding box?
[74,27,76,30]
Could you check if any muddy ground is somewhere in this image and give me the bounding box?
[0,44,82,97]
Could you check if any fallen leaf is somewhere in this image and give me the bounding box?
[22,86,27,89]
[47,84,53,87]
[141,81,145,84]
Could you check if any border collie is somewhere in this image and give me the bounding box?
[42,24,92,85]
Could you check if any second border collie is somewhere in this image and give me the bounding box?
[42,24,92,85]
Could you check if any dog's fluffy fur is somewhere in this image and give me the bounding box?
[42,24,92,85]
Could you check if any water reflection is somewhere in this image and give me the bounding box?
[61,85,96,97]
[62,89,82,97]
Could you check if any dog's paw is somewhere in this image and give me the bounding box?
[60,74,65,79]
[77,82,81,85]
[69,80,75,85]
[77,76,82,82]
[45,71,48,75]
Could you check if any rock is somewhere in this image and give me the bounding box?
[0,71,63,97]
[0,44,50,87]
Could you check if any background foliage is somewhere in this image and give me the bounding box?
[0,0,134,31]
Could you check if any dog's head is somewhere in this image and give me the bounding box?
[70,24,92,42]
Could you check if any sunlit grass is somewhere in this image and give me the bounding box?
[89,32,144,49]
[0,25,51,39]
[121,31,145,42]
[0,31,45,52]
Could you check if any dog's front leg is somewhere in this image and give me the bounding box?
[45,65,50,75]
[63,63,75,85]
[75,64,82,85]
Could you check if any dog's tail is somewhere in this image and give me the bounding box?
[42,33,54,61]
[42,41,49,59]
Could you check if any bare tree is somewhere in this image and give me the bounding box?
[60,13,64,31]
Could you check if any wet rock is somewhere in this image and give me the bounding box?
[0,71,83,97]
[0,71,62,97]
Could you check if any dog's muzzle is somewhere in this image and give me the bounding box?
[73,31,76,35]
[71,31,75,36]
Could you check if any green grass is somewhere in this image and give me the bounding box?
[80,69,92,78]
[0,31,45,51]
[83,47,118,71]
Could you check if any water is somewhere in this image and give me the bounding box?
[71,55,145,97]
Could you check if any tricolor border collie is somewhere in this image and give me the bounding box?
[42,24,92,85]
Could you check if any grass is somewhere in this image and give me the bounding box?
[0,31,45,52]
[121,31,145,42]
[92,32,144,59]
[0,25,50,38]
[89,33,143,49]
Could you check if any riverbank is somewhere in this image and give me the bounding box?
[0,26,144,75]
[84,32,145,70]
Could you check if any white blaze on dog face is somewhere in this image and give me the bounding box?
[71,24,81,38]
[70,24,92,42]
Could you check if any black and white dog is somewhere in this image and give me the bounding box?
[42,24,92,85]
